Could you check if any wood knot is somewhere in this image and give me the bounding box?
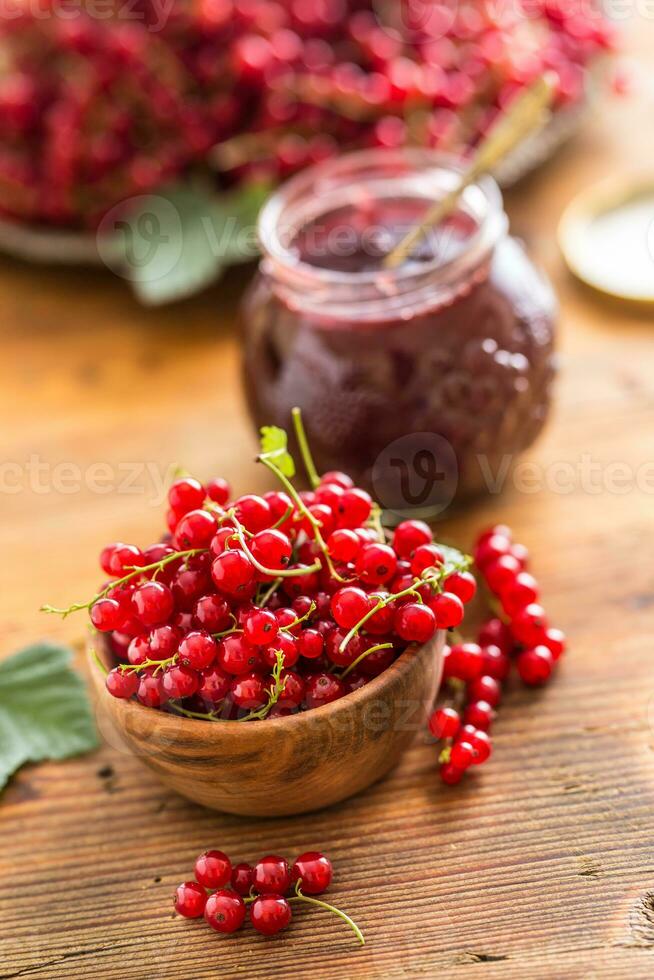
[628,892,654,947]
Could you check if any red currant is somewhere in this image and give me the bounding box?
[331,586,372,629]
[106,668,139,699]
[336,488,372,528]
[410,544,444,577]
[517,645,554,686]
[304,672,346,708]
[394,602,436,643]
[131,581,173,627]
[233,494,272,533]
[253,856,291,895]
[162,665,200,699]
[392,520,432,558]
[444,642,484,681]
[291,852,332,895]
[501,571,539,616]
[443,570,477,604]
[250,529,292,569]
[211,550,256,597]
[249,894,292,935]
[428,706,460,739]
[231,862,254,896]
[327,528,361,563]
[511,603,548,647]
[429,592,465,629]
[218,634,262,675]
[174,881,206,918]
[169,478,205,515]
[467,674,501,707]
[206,477,230,506]
[193,594,232,633]
[195,850,232,889]
[355,543,397,585]
[178,631,218,670]
[463,699,494,731]
[231,671,268,709]
[204,889,245,933]
[244,608,279,645]
[175,509,217,549]
[137,673,168,708]
[198,665,231,705]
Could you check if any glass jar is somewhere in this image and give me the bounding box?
[241,149,557,517]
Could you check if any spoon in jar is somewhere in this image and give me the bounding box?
[383,72,558,270]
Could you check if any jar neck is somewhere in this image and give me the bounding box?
[257,148,508,323]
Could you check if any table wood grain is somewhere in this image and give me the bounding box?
[1,23,654,980]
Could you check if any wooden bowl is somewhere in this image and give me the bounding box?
[88,632,444,817]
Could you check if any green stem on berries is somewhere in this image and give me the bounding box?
[289,880,365,947]
[168,701,224,722]
[89,647,108,677]
[258,455,350,584]
[271,503,294,530]
[292,406,320,489]
[259,577,283,607]
[41,549,204,618]
[284,600,316,631]
[339,642,394,680]
[238,650,286,722]
[225,510,322,579]
[437,678,466,763]
[212,619,240,640]
[338,580,425,655]
[120,655,177,675]
[367,503,387,544]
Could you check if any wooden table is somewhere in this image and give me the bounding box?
[2,25,654,980]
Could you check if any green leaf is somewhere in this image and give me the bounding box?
[439,544,473,575]
[108,181,270,307]
[0,642,98,792]
[259,425,296,478]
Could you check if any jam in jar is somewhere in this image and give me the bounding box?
[241,149,557,516]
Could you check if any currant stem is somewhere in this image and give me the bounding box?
[238,649,286,722]
[89,647,108,677]
[225,510,322,579]
[338,579,424,654]
[168,701,224,722]
[292,406,320,489]
[41,548,204,618]
[339,642,394,680]
[290,881,365,947]
[258,456,349,584]
[120,656,177,675]
[259,577,283,607]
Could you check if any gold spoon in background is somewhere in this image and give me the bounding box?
[383,72,559,270]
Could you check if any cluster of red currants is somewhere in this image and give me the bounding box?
[174,848,363,943]
[0,0,614,228]
[47,418,475,721]
[429,524,566,785]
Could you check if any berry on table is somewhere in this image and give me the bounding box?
[291,852,333,895]
[253,855,291,895]
[174,881,207,919]
[429,706,460,740]
[249,894,292,935]
[195,850,232,889]
[204,889,246,933]
[231,862,254,896]
[517,646,554,686]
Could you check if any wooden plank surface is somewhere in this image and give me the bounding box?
[2,22,654,980]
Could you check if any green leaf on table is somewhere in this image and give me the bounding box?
[259,425,296,478]
[0,642,98,793]
[115,181,270,307]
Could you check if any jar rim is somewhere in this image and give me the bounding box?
[257,147,507,301]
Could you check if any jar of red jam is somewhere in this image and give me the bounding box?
[241,149,557,516]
